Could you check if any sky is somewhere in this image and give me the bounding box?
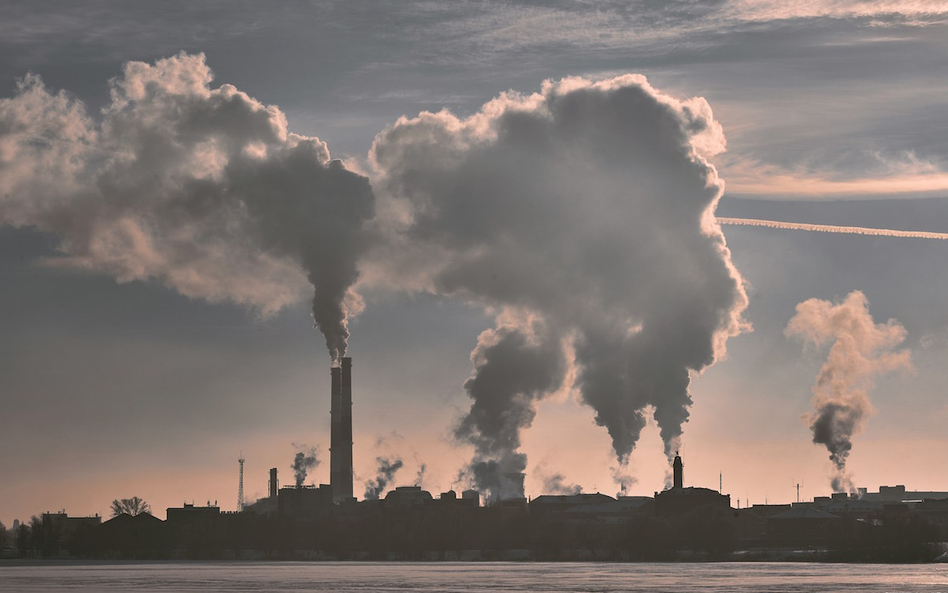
[2,0,948,525]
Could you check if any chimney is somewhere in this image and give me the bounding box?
[269,468,278,499]
[673,453,683,489]
[330,357,354,503]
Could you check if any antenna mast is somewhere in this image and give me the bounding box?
[238,452,245,511]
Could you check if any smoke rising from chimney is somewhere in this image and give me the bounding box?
[414,463,427,487]
[370,74,748,488]
[786,291,911,493]
[363,456,404,500]
[291,445,320,488]
[453,317,567,501]
[612,466,638,497]
[0,53,375,362]
[3,57,753,489]
[542,473,583,496]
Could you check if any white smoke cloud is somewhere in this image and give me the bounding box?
[0,52,375,361]
[786,291,912,493]
[370,74,749,490]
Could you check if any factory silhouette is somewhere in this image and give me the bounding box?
[6,357,948,562]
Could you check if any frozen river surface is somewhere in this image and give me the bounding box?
[2,561,948,592]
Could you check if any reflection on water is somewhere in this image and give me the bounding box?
[1,561,947,593]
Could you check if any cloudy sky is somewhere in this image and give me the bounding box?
[2,0,948,524]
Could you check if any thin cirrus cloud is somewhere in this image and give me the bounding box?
[443,0,948,55]
[727,0,948,22]
[715,147,948,199]
[722,170,948,198]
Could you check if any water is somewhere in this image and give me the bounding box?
[1,562,947,592]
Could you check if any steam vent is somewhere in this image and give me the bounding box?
[330,357,354,503]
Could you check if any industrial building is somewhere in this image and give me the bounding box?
[653,453,731,517]
[13,451,948,561]
[858,485,948,503]
[10,356,946,561]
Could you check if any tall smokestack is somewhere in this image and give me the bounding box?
[673,453,683,489]
[330,357,354,502]
[269,468,278,499]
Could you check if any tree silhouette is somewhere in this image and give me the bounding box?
[111,496,151,517]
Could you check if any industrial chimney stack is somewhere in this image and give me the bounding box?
[673,453,683,489]
[269,467,278,499]
[330,357,354,503]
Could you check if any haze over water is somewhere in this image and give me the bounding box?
[2,562,948,593]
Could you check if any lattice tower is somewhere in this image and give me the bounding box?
[238,452,245,511]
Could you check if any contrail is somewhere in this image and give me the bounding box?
[718,217,948,240]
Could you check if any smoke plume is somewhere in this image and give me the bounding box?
[291,445,320,488]
[542,473,583,496]
[786,291,911,493]
[414,463,427,487]
[363,456,404,500]
[453,317,567,501]
[612,466,638,497]
[370,74,749,489]
[0,53,375,362]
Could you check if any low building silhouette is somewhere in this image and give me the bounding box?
[277,485,333,515]
[654,453,730,517]
[383,486,433,508]
[767,504,842,545]
[99,512,165,558]
[18,447,948,561]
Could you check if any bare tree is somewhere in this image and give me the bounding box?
[110,496,151,517]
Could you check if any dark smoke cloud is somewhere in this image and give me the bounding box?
[542,472,582,496]
[0,53,375,362]
[363,456,404,500]
[370,75,749,489]
[465,460,527,502]
[291,444,320,488]
[453,317,566,501]
[786,291,911,493]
